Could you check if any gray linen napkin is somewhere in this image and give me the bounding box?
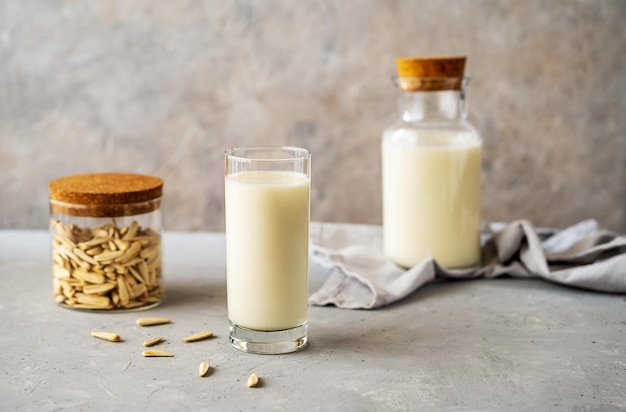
[308,220,626,309]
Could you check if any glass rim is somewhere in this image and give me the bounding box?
[225,145,311,162]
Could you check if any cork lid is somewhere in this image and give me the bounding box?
[395,56,467,91]
[49,173,163,217]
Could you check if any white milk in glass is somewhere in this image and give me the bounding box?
[382,129,482,268]
[225,170,309,331]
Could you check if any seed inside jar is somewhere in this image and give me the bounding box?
[51,219,162,310]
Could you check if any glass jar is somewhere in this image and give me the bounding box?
[49,173,164,311]
[382,56,482,269]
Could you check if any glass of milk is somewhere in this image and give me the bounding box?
[224,146,311,354]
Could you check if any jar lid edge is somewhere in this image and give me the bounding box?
[395,55,467,79]
[49,172,163,205]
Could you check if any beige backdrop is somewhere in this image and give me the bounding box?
[1,0,625,232]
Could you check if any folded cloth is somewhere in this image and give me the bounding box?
[308,220,626,309]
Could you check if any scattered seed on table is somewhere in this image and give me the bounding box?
[90,331,121,342]
[142,350,174,357]
[136,317,171,327]
[182,330,214,342]
[199,361,210,377]
[247,372,259,388]
[142,337,163,347]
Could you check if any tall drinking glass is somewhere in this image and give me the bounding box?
[224,146,311,354]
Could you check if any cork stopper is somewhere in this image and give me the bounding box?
[49,173,163,217]
[395,56,467,92]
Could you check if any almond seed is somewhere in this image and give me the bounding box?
[199,361,210,377]
[247,372,259,388]
[75,293,111,307]
[72,248,99,265]
[142,350,173,357]
[116,242,142,264]
[113,238,129,251]
[124,273,138,288]
[107,240,117,251]
[78,237,110,248]
[182,330,214,342]
[90,331,121,342]
[117,277,130,306]
[136,317,171,327]
[122,221,139,240]
[142,337,163,347]
[130,283,148,300]
[52,220,74,241]
[84,246,104,256]
[140,245,160,261]
[137,261,150,282]
[52,265,71,279]
[128,265,145,284]
[73,269,106,285]
[93,229,110,238]
[94,250,124,262]
[54,234,76,250]
[91,266,106,275]
[83,283,116,295]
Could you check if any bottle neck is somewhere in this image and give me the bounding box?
[398,89,468,123]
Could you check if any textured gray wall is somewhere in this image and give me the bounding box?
[1,0,625,232]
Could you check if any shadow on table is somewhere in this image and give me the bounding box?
[159,270,227,310]
[307,277,573,359]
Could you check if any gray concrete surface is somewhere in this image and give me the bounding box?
[1,230,625,411]
[1,1,626,233]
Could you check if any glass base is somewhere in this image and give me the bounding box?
[55,299,162,313]
[229,321,308,355]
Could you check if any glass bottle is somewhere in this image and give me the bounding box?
[382,56,482,269]
[49,173,164,311]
